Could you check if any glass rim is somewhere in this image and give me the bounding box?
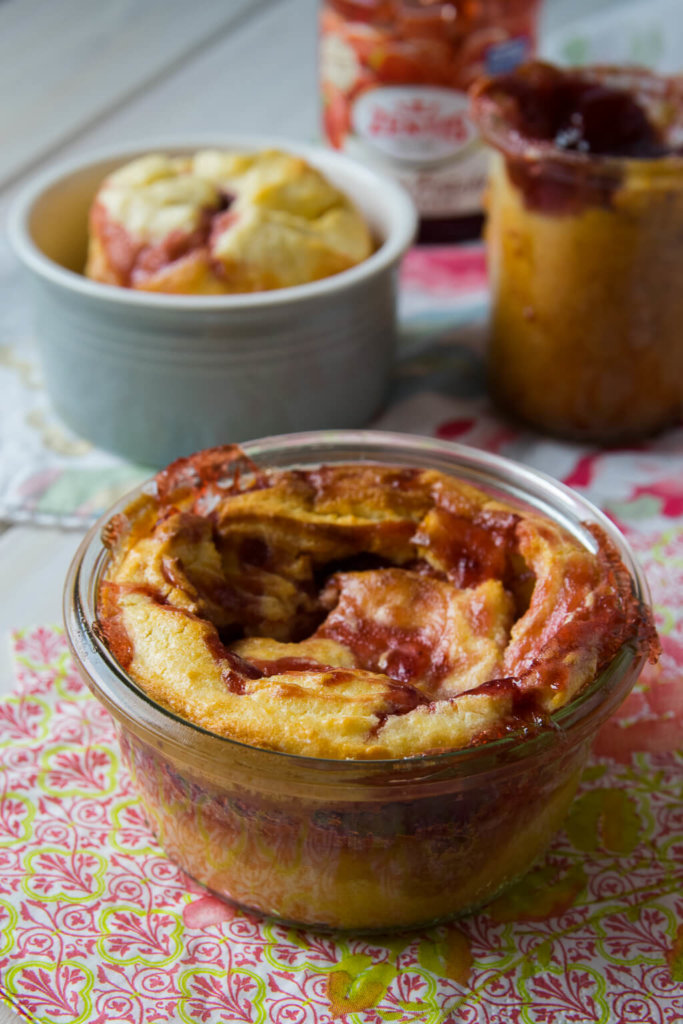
[470,63,683,174]
[63,429,652,776]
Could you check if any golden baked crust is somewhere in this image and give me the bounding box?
[97,447,656,759]
[85,150,373,293]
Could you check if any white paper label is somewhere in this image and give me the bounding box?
[351,86,477,168]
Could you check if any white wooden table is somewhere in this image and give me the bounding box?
[0,2,624,1019]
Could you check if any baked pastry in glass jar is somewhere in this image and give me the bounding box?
[471,62,683,443]
[66,433,657,929]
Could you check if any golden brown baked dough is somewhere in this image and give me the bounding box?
[85,150,373,293]
[97,447,655,759]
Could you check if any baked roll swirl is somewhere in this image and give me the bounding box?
[97,446,655,759]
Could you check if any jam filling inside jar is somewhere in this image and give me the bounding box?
[494,62,669,159]
[471,61,683,214]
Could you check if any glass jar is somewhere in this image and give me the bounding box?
[319,0,541,243]
[64,430,652,931]
[471,63,683,444]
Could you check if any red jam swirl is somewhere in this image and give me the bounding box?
[471,62,683,215]
[495,63,668,158]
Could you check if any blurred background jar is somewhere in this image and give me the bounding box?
[471,62,683,445]
[319,0,542,243]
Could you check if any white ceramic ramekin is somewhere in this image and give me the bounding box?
[8,138,417,467]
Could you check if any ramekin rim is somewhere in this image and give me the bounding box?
[7,135,418,310]
[63,430,652,773]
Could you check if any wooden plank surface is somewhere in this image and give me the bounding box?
[58,0,320,158]
[0,0,281,187]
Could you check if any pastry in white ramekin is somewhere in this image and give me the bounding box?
[85,149,373,293]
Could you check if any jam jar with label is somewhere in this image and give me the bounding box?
[319,0,541,242]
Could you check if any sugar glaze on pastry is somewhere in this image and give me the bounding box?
[97,447,655,759]
[85,150,373,293]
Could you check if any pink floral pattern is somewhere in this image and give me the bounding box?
[400,245,488,298]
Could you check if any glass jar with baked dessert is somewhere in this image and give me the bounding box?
[320,0,541,243]
[471,62,683,444]
[64,432,657,931]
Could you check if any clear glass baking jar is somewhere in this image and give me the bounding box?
[64,431,652,931]
[471,64,683,444]
[320,0,541,243]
